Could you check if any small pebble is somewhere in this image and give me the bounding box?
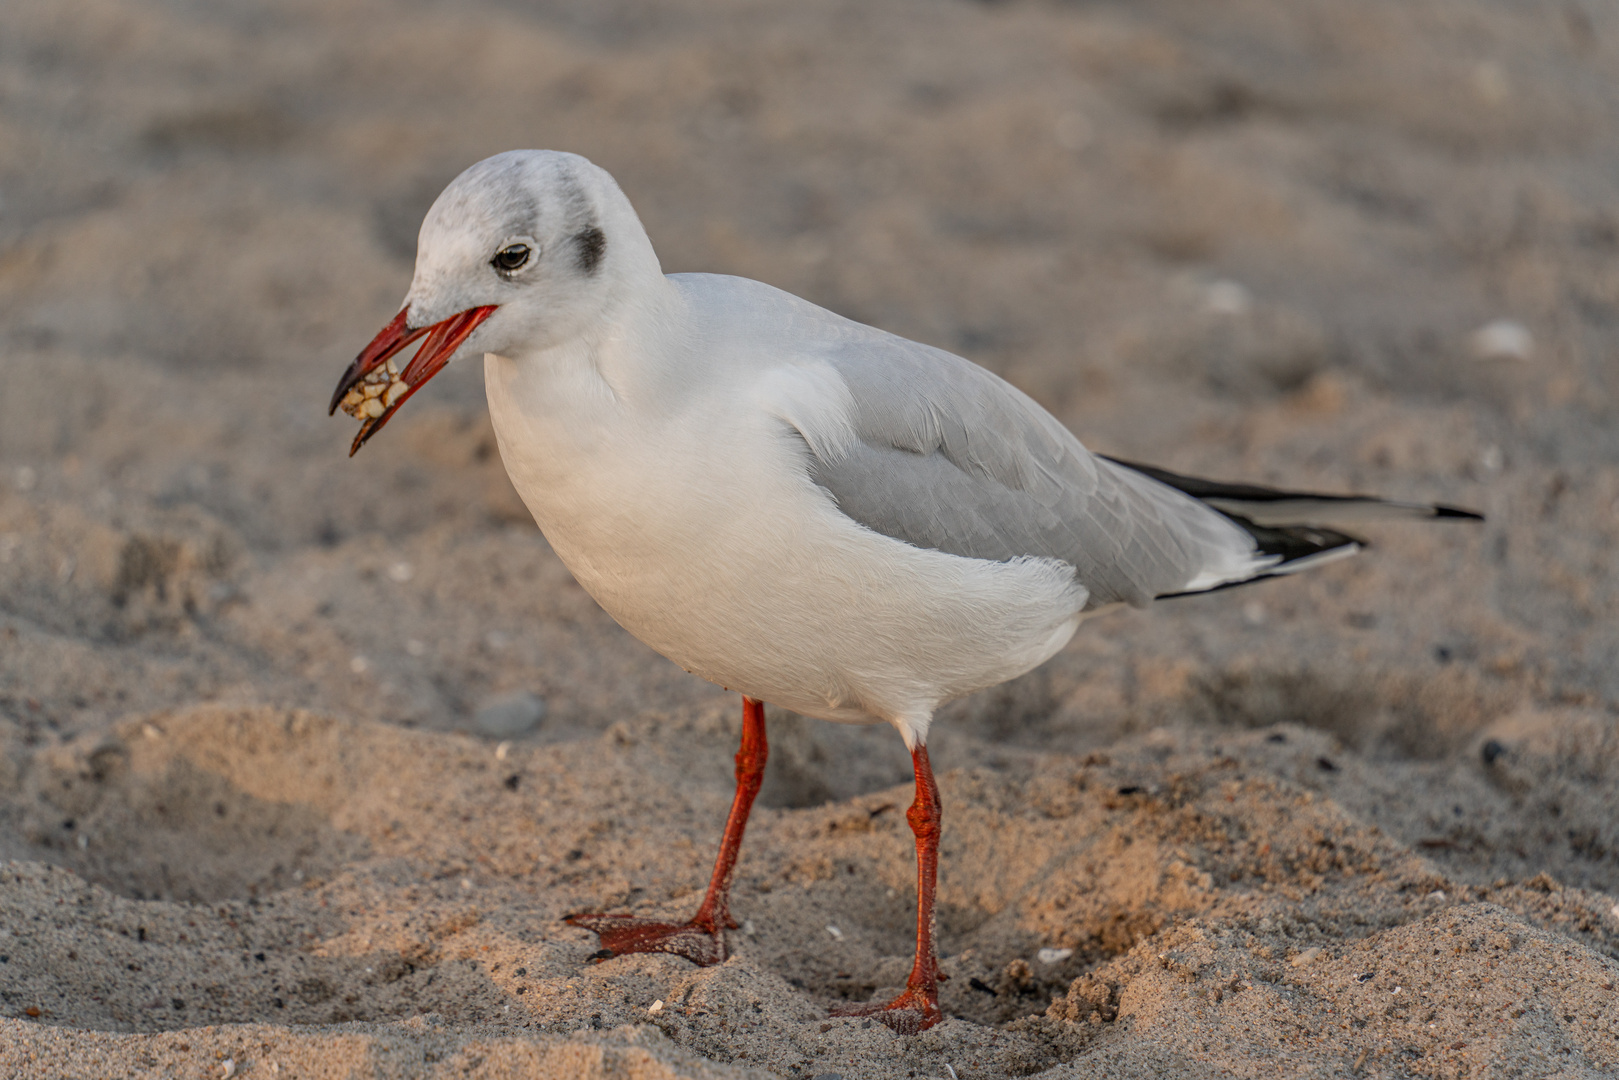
[1203,279,1252,317]
[221,1060,236,1079]
[1037,947,1074,965]
[825,924,843,941]
[350,656,369,675]
[1290,947,1322,968]
[648,999,664,1014]
[474,691,547,738]
[387,561,414,583]
[1470,319,1532,361]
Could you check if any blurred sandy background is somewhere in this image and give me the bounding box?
[2,0,1617,1076]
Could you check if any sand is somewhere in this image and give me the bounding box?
[2,0,1618,1076]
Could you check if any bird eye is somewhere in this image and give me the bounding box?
[492,243,532,273]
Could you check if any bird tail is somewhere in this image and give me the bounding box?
[1097,455,1483,599]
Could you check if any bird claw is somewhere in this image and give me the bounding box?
[828,986,943,1034]
[564,912,729,967]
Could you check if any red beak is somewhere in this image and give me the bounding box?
[329,304,499,456]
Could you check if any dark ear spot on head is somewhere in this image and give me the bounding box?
[573,226,607,275]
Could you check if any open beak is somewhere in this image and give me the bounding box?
[328,304,499,456]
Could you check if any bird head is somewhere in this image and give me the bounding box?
[329,150,648,455]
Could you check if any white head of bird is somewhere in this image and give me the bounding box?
[406,150,661,357]
[328,150,669,451]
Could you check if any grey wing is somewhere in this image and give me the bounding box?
[804,332,1270,608]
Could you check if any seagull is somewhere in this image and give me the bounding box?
[329,150,1480,1033]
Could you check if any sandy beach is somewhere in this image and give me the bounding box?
[2,0,1618,1076]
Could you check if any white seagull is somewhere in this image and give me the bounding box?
[330,150,1479,1033]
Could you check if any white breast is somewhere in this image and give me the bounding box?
[482,343,1087,746]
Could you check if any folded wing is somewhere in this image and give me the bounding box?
[800,331,1281,607]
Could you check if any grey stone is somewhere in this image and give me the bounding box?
[473,691,547,738]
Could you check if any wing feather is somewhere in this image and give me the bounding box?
[798,327,1270,607]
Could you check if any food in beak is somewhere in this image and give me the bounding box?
[336,356,408,420]
[329,305,498,456]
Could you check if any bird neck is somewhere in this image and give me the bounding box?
[482,266,687,452]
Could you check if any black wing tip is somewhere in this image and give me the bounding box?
[1154,522,1364,603]
[1156,576,1276,601]
[1101,454,1485,523]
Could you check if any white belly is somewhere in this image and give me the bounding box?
[484,352,1087,743]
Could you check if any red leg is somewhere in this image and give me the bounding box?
[830,742,945,1034]
[566,696,768,966]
